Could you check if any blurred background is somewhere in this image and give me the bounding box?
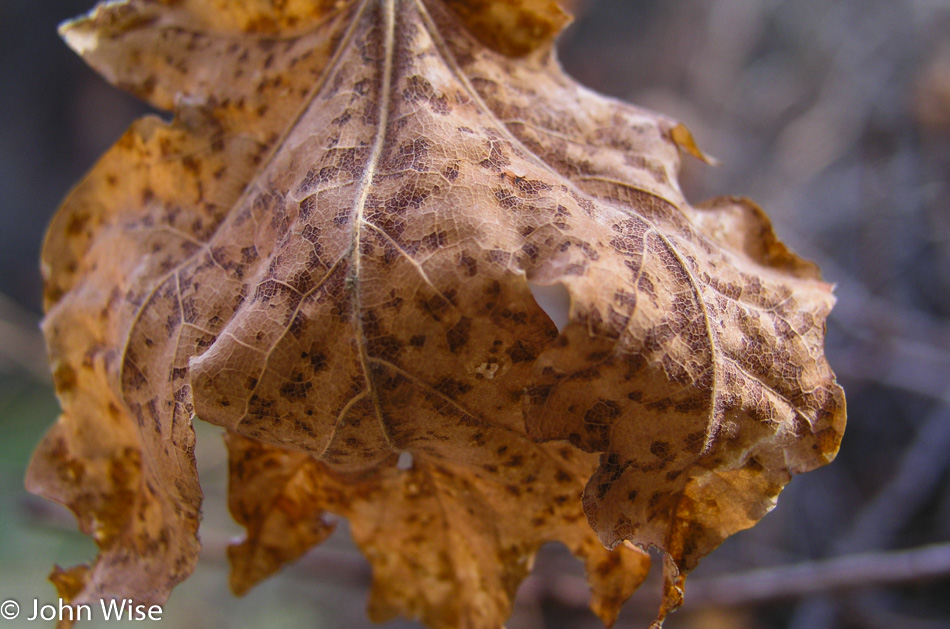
[1,0,948,627]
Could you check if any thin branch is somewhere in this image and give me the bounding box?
[0,292,49,383]
[788,402,950,629]
[785,407,950,629]
[512,544,950,618]
[26,496,950,615]
[681,543,950,609]
[844,592,950,629]
[837,405,950,554]
[833,343,950,406]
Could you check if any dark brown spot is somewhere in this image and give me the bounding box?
[446,317,472,353]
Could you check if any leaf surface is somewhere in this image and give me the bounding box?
[30,0,845,626]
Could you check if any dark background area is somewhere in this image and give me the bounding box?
[1,0,948,628]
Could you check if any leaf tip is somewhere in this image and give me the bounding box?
[670,123,720,166]
[58,0,132,54]
[49,564,91,603]
[59,20,100,56]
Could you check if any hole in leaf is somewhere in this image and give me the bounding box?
[397,451,414,470]
[528,282,570,333]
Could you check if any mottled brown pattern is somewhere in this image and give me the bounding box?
[29,0,844,628]
[442,0,570,56]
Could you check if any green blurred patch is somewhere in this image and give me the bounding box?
[0,375,378,629]
[0,376,96,627]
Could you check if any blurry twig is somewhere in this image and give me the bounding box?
[777,146,950,624]
[844,592,950,629]
[780,226,950,404]
[25,471,950,618]
[837,405,950,554]
[182,506,950,608]
[681,543,950,609]
[823,267,950,358]
[781,222,950,349]
[0,292,48,383]
[789,397,950,629]
[516,543,950,614]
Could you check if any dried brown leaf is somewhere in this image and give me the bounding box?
[29,0,844,627]
[226,432,647,627]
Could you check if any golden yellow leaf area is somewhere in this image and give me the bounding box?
[28,0,845,627]
[225,433,646,627]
